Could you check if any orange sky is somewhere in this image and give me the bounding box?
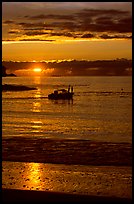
[2,2,132,62]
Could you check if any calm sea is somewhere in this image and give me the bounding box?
[2,76,132,143]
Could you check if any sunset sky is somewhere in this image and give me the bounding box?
[2,2,132,62]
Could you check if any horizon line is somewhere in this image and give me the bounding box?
[2,58,132,63]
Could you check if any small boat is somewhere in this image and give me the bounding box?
[48,86,74,100]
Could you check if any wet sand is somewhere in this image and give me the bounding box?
[2,137,132,166]
[2,137,132,203]
[3,161,132,196]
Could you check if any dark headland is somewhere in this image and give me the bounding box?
[2,84,37,91]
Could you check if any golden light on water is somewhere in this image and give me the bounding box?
[27,163,42,187]
[32,88,41,113]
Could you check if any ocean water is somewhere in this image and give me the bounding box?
[2,76,132,143]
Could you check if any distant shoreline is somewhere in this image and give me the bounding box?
[2,84,37,91]
[3,73,16,77]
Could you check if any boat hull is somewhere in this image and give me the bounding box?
[48,92,74,100]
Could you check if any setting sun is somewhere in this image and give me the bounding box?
[33,68,42,73]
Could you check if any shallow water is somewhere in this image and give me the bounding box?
[2,76,132,143]
[2,161,132,198]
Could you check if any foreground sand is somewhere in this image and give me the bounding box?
[2,188,132,203]
[2,137,132,203]
[2,161,132,202]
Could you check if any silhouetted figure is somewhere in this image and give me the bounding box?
[54,90,58,95]
[71,86,73,93]
[68,85,71,93]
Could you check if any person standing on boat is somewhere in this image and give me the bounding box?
[68,85,71,93]
[71,86,73,93]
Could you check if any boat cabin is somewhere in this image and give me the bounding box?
[48,87,74,100]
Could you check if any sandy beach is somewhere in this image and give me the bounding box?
[2,137,132,203]
[2,161,132,197]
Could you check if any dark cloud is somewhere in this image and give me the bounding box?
[3,39,16,41]
[22,30,75,38]
[47,21,78,31]
[117,17,132,33]
[49,32,75,38]
[26,14,75,21]
[75,8,130,20]
[95,16,113,24]
[2,7,132,41]
[74,9,132,34]
[23,27,53,31]
[2,59,132,76]
[3,20,15,24]
[22,9,132,33]
[19,39,55,42]
[24,31,49,36]
[100,34,132,39]
[17,22,45,28]
[8,31,19,34]
[3,38,55,42]
[47,59,132,76]
[81,33,95,38]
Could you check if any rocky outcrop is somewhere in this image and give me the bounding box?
[2,65,16,77]
[2,84,37,91]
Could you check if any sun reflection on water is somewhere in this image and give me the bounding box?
[28,163,42,188]
[33,101,41,112]
[2,162,63,191]
[20,163,55,191]
[32,120,43,133]
[32,77,43,132]
[32,84,41,112]
[34,87,41,98]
